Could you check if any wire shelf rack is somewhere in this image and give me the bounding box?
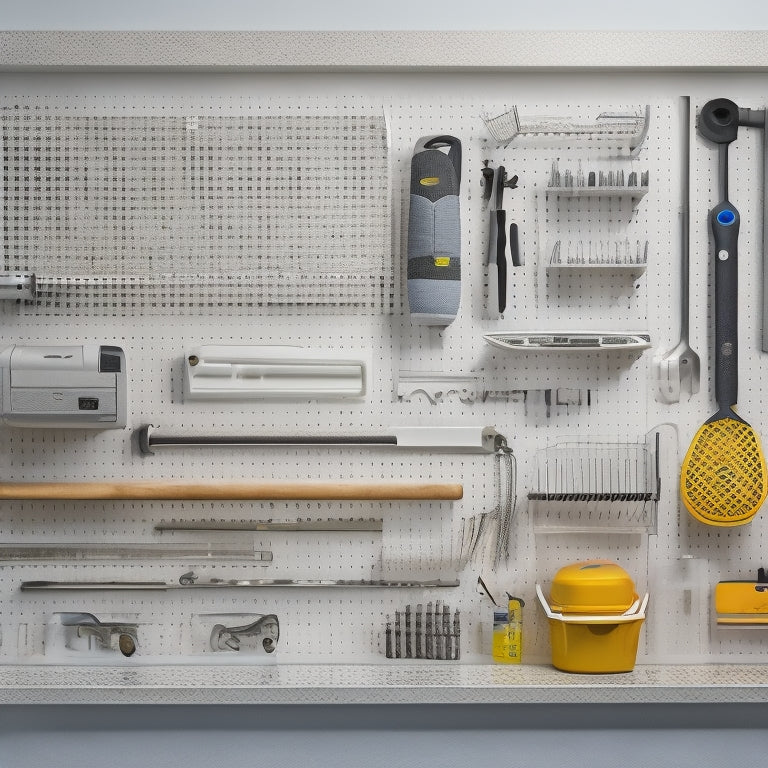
[528,432,660,534]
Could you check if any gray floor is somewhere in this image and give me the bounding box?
[0,704,765,767]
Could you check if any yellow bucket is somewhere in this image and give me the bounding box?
[536,584,648,673]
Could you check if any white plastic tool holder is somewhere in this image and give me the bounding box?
[182,345,370,400]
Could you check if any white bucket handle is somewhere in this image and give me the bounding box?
[536,584,649,624]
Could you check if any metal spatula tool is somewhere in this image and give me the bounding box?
[656,96,701,403]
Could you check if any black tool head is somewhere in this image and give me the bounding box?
[699,98,740,145]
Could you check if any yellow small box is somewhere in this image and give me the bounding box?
[715,581,768,616]
[714,580,768,625]
[536,559,648,674]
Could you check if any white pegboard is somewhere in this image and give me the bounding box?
[1,71,768,668]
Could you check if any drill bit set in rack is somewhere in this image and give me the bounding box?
[384,601,460,660]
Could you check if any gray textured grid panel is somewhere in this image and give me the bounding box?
[3,108,392,314]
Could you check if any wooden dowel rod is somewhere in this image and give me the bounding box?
[0,481,463,501]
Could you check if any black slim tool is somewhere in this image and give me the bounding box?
[509,222,522,267]
[487,166,508,316]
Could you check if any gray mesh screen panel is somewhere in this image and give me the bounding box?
[3,110,392,315]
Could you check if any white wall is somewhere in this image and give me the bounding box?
[3,0,768,30]
[1,6,767,766]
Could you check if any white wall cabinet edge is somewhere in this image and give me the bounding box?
[1,30,768,71]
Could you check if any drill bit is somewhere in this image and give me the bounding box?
[415,603,423,659]
[405,604,412,659]
[425,601,433,659]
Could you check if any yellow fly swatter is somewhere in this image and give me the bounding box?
[681,99,767,525]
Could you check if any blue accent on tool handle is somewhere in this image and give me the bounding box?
[712,200,740,409]
[717,209,736,226]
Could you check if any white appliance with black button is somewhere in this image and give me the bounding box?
[0,344,127,428]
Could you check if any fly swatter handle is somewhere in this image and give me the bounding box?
[712,200,740,409]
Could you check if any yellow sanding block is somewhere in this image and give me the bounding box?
[715,581,768,624]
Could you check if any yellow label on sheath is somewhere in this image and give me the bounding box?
[434,257,451,267]
[420,176,440,186]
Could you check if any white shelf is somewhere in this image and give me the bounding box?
[547,263,648,272]
[0,664,766,705]
[483,332,652,352]
[546,186,649,199]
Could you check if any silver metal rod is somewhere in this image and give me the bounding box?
[680,96,691,340]
[736,106,768,351]
[0,543,271,562]
[154,518,383,533]
[137,424,500,456]
[21,576,460,591]
[144,434,398,450]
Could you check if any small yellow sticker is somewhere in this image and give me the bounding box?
[420,177,440,186]
[434,257,451,267]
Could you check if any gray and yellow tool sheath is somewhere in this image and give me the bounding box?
[407,135,462,326]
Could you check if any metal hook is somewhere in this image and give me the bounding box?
[62,613,138,657]
[210,614,280,653]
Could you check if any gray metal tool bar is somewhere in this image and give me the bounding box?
[21,575,461,591]
[137,424,502,455]
[139,429,396,454]
[737,106,768,352]
[0,543,272,561]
